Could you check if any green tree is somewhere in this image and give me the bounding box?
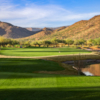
[51,38,59,47]
[78,39,86,47]
[24,41,30,47]
[91,39,97,45]
[74,40,80,48]
[0,36,6,48]
[87,39,94,47]
[42,40,51,47]
[31,41,38,47]
[95,38,100,46]
[66,39,74,47]
[37,41,42,47]
[10,40,19,46]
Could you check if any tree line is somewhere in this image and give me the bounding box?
[0,36,100,48]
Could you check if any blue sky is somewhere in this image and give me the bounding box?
[0,0,100,27]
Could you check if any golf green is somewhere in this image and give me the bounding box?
[0,47,91,57]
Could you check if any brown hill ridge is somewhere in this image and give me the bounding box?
[0,21,36,38]
[1,15,100,40]
[22,27,54,40]
[21,15,100,40]
[42,15,100,40]
[22,26,67,40]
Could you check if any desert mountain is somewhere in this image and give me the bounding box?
[22,27,54,40]
[1,15,100,40]
[0,21,36,38]
[24,15,100,41]
[40,15,100,40]
[21,15,100,41]
[22,26,67,40]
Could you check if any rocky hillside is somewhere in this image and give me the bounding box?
[0,21,36,38]
[21,15,100,41]
[1,15,100,40]
[22,26,67,40]
[40,15,100,40]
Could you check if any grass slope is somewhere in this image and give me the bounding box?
[0,47,91,57]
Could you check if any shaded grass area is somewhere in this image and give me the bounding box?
[0,87,100,100]
[0,73,100,100]
[0,58,64,73]
[0,72,66,79]
[0,47,91,56]
[0,58,100,100]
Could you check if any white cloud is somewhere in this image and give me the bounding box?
[0,1,100,27]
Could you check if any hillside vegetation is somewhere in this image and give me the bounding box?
[41,15,100,40]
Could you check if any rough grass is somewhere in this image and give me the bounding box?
[0,47,91,57]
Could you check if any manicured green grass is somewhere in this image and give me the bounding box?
[0,58,100,100]
[0,72,100,100]
[0,47,91,57]
[0,58,64,73]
